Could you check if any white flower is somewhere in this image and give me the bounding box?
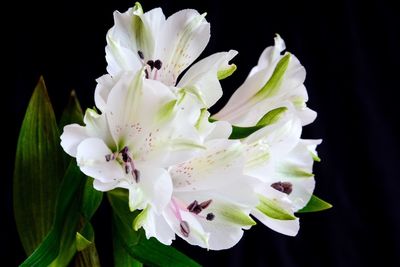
[134,138,259,250]
[106,3,237,108]
[214,34,316,126]
[242,110,321,236]
[61,70,204,214]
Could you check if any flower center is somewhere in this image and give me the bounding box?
[138,50,163,80]
[105,146,140,183]
[271,181,293,195]
[187,199,215,221]
[171,197,215,238]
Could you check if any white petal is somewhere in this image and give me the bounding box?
[105,71,176,150]
[142,207,175,245]
[131,163,173,213]
[170,139,245,191]
[106,42,142,76]
[215,36,312,127]
[245,113,302,158]
[60,124,88,157]
[252,208,299,236]
[76,137,125,183]
[84,109,115,149]
[194,109,232,141]
[157,10,210,86]
[205,120,232,141]
[94,74,116,112]
[201,217,244,250]
[178,50,238,107]
[93,179,119,191]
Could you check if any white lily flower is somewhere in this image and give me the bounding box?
[242,111,321,236]
[61,70,205,214]
[134,139,259,250]
[214,34,316,126]
[106,2,237,108]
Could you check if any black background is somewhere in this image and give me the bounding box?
[5,0,400,266]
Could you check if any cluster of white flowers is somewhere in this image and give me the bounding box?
[60,3,321,250]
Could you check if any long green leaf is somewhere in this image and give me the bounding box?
[74,244,101,267]
[113,227,143,267]
[108,190,201,267]
[59,89,84,130]
[297,195,333,213]
[20,161,86,266]
[14,77,65,255]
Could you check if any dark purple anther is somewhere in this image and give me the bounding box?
[138,50,144,60]
[187,200,202,214]
[154,59,162,70]
[133,169,140,183]
[147,60,154,70]
[271,182,293,195]
[199,199,212,209]
[180,220,190,237]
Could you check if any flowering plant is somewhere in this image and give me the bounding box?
[14,2,331,266]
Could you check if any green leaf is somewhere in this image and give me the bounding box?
[59,89,84,130]
[256,107,288,126]
[229,125,264,139]
[76,232,92,252]
[114,227,143,267]
[76,222,95,252]
[108,190,201,267]
[257,195,297,220]
[20,163,103,266]
[297,195,333,213]
[20,161,86,266]
[14,77,65,255]
[74,221,101,266]
[74,245,101,267]
[81,177,103,220]
[253,53,291,101]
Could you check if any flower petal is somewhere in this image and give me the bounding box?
[76,137,125,183]
[157,10,210,86]
[141,207,176,245]
[171,139,245,191]
[105,4,166,75]
[60,124,88,157]
[94,74,116,113]
[252,208,299,236]
[129,162,173,213]
[215,35,314,126]
[178,50,238,107]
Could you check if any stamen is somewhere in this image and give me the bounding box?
[147,60,154,70]
[105,154,112,162]
[133,169,140,183]
[271,182,293,195]
[180,220,190,237]
[206,213,215,221]
[154,59,162,70]
[187,200,202,214]
[138,50,144,60]
[199,199,212,209]
[187,200,198,212]
[125,165,130,174]
[144,69,149,79]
